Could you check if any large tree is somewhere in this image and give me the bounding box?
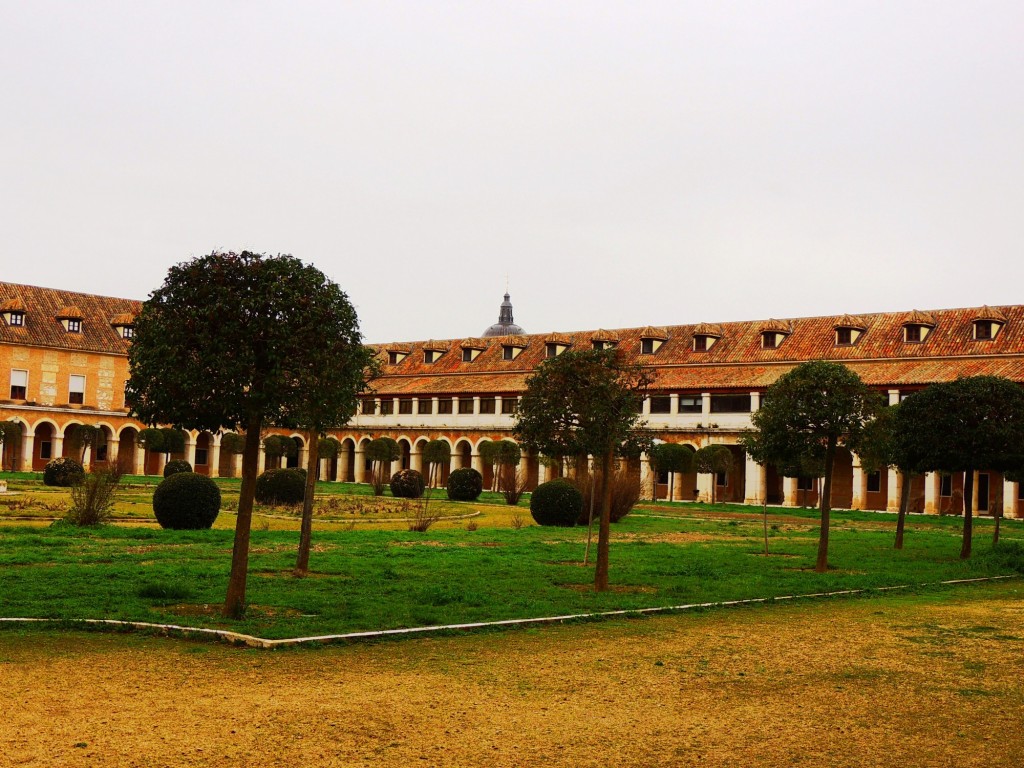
[894,376,1024,559]
[126,251,369,617]
[514,348,651,591]
[741,361,878,573]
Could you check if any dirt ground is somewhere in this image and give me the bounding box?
[1,583,1023,768]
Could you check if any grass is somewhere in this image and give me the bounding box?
[1,475,1022,640]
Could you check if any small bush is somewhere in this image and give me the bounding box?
[43,457,85,487]
[390,469,425,498]
[66,465,122,526]
[530,479,583,527]
[153,472,221,530]
[447,467,483,501]
[255,468,307,505]
[163,459,193,478]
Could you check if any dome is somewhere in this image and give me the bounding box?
[482,292,525,337]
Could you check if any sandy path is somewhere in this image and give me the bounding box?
[1,583,1023,767]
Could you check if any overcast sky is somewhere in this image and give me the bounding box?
[2,1,1022,343]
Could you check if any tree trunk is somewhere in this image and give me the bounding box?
[583,471,596,566]
[295,429,320,577]
[594,449,614,592]
[763,497,769,555]
[894,470,912,550]
[667,471,674,504]
[815,440,837,573]
[960,469,974,559]
[993,511,1001,546]
[224,416,262,618]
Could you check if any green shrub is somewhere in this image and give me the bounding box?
[163,459,193,477]
[447,467,483,501]
[152,472,221,530]
[43,457,85,487]
[390,469,425,498]
[530,479,583,527]
[255,468,307,505]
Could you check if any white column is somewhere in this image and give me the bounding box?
[888,389,900,406]
[851,457,866,510]
[53,435,65,459]
[82,443,92,469]
[701,392,712,420]
[157,453,167,474]
[257,448,267,474]
[923,472,939,514]
[411,397,419,417]
[495,396,503,416]
[537,460,549,485]
[452,397,460,417]
[209,436,221,478]
[432,397,440,417]
[642,397,651,416]
[108,438,120,469]
[354,446,366,483]
[186,436,197,468]
[971,471,980,516]
[339,444,351,482]
[696,472,713,503]
[669,394,679,415]
[887,468,901,512]
[471,451,484,475]
[22,433,35,472]
[473,396,481,415]
[783,477,799,507]
[411,447,424,474]
[743,455,765,505]
[135,444,146,475]
[750,391,761,412]
[1004,479,1018,519]
[640,452,655,500]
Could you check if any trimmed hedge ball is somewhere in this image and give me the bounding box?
[163,459,193,478]
[530,479,583,527]
[153,472,221,530]
[255,468,306,505]
[390,469,425,498]
[446,467,483,501]
[43,457,85,487]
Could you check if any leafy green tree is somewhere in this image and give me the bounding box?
[262,434,297,466]
[514,348,651,591]
[422,440,451,488]
[365,437,401,496]
[693,444,733,505]
[647,442,694,502]
[126,251,369,617]
[317,437,342,461]
[894,376,1024,559]
[741,361,878,573]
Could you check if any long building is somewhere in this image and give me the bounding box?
[2,281,1022,518]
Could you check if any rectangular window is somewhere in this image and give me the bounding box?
[940,474,952,497]
[710,394,751,413]
[679,396,702,414]
[975,322,993,340]
[693,335,707,352]
[716,471,727,487]
[546,344,558,359]
[69,374,86,405]
[398,399,413,415]
[649,396,671,414]
[797,476,814,491]
[458,399,475,414]
[867,471,882,493]
[641,338,655,355]
[195,448,208,466]
[462,348,474,362]
[9,313,24,327]
[904,325,922,343]
[503,346,515,361]
[121,326,134,339]
[417,399,433,415]
[657,470,669,485]
[501,398,518,415]
[360,398,376,415]
[438,398,453,415]
[40,441,52,460]
[379,399,394,415]
[10,369,28,400]
[836,327,852,346]
[67,319,81,333]
[479,398,496,414]
[423,350,437,364]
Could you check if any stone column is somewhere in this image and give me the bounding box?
[923,472,939,514]
[783,477,799,507]
[495,396,503,416]
[887,469,901,512]
[671,472,685,501]
[750,391,761,412]
[411,397,419,418]
[473,396,481,415]
[257,448,267,475]
[354,446,366,484]
[538,460,549,485]
[696,472,713,503]
[888,389,900,406]
[108,438,120,470]
[186,436,197,468]
[640,451,655,500]
[669,394,679,415]
[82,443,92,469]
[701,392,712,420]
[157,453,167,474]
[411,446,424,474]
[642,397,651,416]
[209,436,221,479]
[851,457,866,510]
[743,454,765,505]
[298,443,309,472]
[21,433,34,472]
[971,471,980,516]
[53,434,65,459]
[471,451,484,476]
[452,397,460,416]
[135,444,146,475]
[432,397,440,417]
[1004,478,1018,519]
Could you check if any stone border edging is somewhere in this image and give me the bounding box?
[0,575,1014,649]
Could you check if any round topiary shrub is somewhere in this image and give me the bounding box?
[163,459,193,477]
[390,469,425,498]
[530,479,583,527]
[446,467,483,501]
[43,457,85,487]
[153,472,221,530]
[255,468,306,505]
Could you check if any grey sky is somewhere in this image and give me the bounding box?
[2,1,1022,343]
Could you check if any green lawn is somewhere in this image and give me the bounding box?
[1,494,1022,639]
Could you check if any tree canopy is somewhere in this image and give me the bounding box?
[742,360,878,572]
[126,251,371,616]
[647,442,694,501]
[693,444,733,504]
[515,348,651,590]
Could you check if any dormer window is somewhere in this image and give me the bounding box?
[502,336,528,361]
[693,336,708,352]
[639,327,668,355]
[67,319,82,333]
[544,334,571,359]
[971,307,1006,341]
[56,305,84,333]
[110,313,136,340]
[388,351,408,365]
[591,330,619,351]
[546,343,561,358]
[691,323,722,352]
[461,339,487,362]
[424,350,438,363]
[422,341,448,364]
[1,297,27,327]
[759,320,791,350]
[836,328,852,346]
[7,312,24,327]
[761,332,783,349]
[833,315,866,347]
[901,310,936,343]
[121,326,134,339]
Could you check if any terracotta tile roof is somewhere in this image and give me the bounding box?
[545,332,572,345]
[903,309,936,327]
[0,297,26,313]
[974,305,1007,323]
[0,282,140,355]
[56,305,84,320]
[422,340,450,352]
[591,329,620,343]
[109,313,136,326]
[370,305,1024,396]
[834,314,867,330]
[693,322,723,337]
[759,319,792,335]
[640,325,669,340]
